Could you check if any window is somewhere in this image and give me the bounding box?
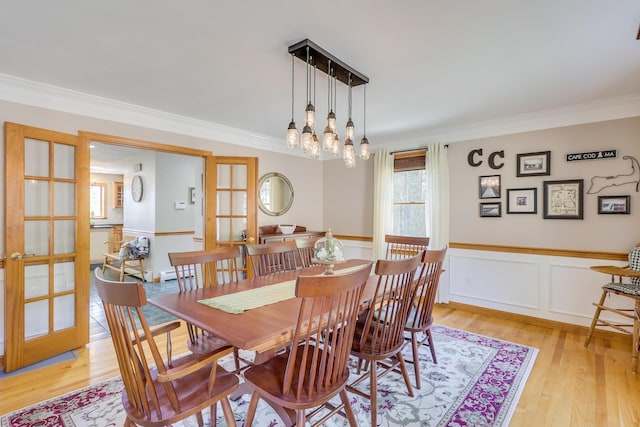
[392,152,426,237]
[90,182,107,219]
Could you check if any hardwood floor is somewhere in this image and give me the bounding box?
[1,304,639,425]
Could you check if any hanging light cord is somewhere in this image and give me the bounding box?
[363,84,366,135]
[291,54,295,121]
[327,59,332,111]
[348,73,353,120]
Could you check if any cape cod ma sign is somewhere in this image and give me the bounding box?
[566,149,617,162]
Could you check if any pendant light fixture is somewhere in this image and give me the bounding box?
[286,39,370,167]
[323,59,335,152]
[359,84,370,160]
[286,54,299,149]
[345,73,355,141]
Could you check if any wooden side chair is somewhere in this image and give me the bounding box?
[584,244,640,373]
[347,254,422,426]
[102,235,148,282]
[384,234,430,259]
[245,240,299,276]
[168,246,243,370]
[404,246,447,389]
[93,268,238,427]
[295,237,321,268]
[243,263,373,427]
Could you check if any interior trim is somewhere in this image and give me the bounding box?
[443,301,631,342]
[3,74,640,154]
[449,242,627,261]
[122,229,195,237]
[333,234,373,242]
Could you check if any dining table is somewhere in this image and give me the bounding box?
[147,258,376,424]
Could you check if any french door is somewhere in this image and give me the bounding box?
[206,156,258,279]
[4,123,89,372]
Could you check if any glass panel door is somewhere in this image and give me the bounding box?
[4,123,89,372]
[206,156,257,279]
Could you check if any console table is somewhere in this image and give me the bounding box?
[258,225,324,244]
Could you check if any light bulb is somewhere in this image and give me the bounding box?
[286,121,299,148]
[344,138,356,168]
[305,103,316,130]
[309,133,320,159]
[327,111,336,132]
[331,133,341,157]
[359,136,370,160]
[323,126,334,151]
[345,119,355,140]
[301,125,313,154]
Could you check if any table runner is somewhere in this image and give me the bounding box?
[198,264,369,314]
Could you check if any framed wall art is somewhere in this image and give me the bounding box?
[479,175,501,199]
[507,188,537,214]
[597,195,630,214]
[543,179,584,219]
[480,202,502,217]
[516,151,551,177]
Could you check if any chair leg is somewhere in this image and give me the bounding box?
[244,391,260,427]
[369,361,378,427]
[426,329,437,364]
[397,352,414,398]
[137,259,145,282]
[196,410,204,427]
[410,332,421,389]
[340,389,358,427]
[585,290,607,347]
[220,397,237,427]
[632,302,639,375]
[296,409,306,427]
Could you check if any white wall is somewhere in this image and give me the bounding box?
[89,172,124,225]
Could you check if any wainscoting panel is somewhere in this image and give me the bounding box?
[447,248,632,327]
[341,239,373,261]
[450,253,540,310]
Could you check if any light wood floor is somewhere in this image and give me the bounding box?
[1,304,639,425]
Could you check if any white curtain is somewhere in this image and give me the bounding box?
[425,142,450,302]
[373,149,393,260]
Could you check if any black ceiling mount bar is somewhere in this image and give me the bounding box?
[288,39,369,87]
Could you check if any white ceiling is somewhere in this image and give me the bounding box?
[1,1,640,155]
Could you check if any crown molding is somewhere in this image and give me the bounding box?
[377,93,640,152]
[0,73,309,157]
[2,73,640,156]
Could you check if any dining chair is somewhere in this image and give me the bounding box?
[384,234,430,259]
[404,246,447,389]
[584,243,640,373]
[245,240,299,276]
[168,246,244,370]
[347,253,423,426]
[295,237,321,268]
[93,268,239,427]
[243,263,373,427]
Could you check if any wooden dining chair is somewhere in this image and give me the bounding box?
[404,246,447,389]
[168,246,243,369]
[295,237,321,268]
[584,243,640,373]
[93,268,238,427]
[347,254,422,427]
[243,263,373,427]
[245,240,299,276]
[384,234,430,259]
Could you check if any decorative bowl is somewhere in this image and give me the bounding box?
[278,224,296,234]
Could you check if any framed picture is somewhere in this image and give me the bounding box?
[507,188,537,214]
[480,202,502,217]
[516,151,551,177]
[598,195,630,214]
[479,175,501,199]
[543,179,584,219]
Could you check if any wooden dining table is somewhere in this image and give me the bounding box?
[148,258,375,425]
[148,258,375,363]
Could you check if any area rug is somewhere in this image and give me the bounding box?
[0,325,538,426]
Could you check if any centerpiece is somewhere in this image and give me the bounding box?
[312,230,345,275]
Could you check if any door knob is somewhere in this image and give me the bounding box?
[10,252,35,260]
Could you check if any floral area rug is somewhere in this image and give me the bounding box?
[0,325,537,427]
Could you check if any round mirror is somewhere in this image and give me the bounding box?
[258,172,294,216]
